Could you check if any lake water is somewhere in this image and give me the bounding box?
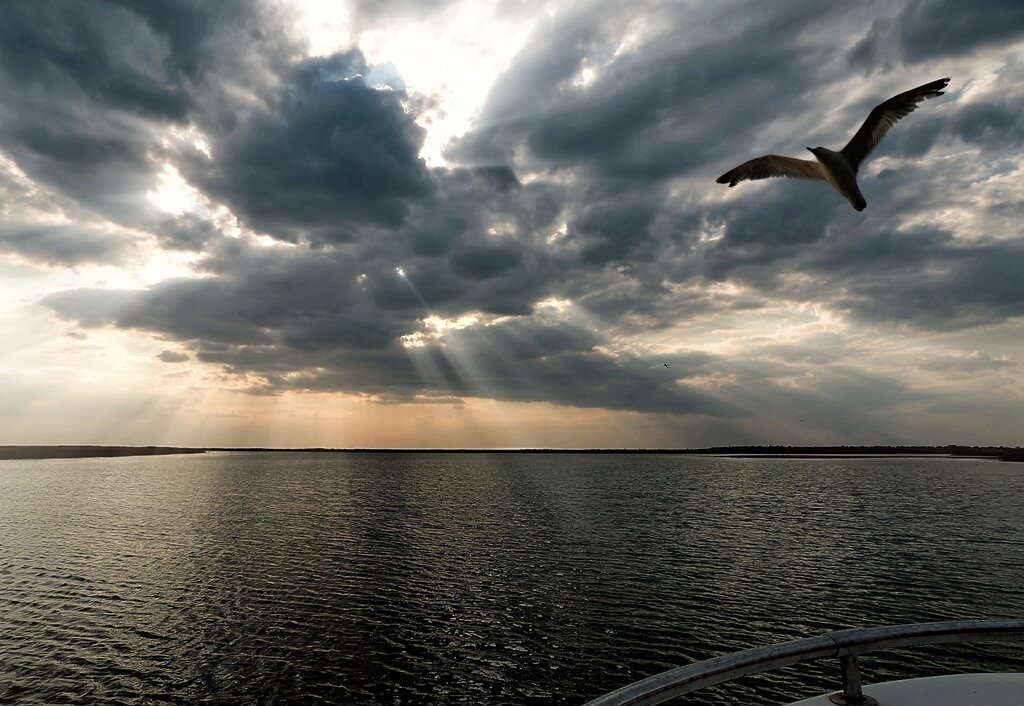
[1,453,1022,704]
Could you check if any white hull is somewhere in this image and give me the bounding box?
[789,673,1024,706]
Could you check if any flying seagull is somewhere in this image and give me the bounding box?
[716,78,950,211]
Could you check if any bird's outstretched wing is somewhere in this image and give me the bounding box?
[716,155,824,187]
[841,77,950,171]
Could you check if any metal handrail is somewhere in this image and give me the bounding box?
[583,619,1024,706]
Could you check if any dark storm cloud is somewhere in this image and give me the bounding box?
[102,0,251,81]
[429,333,729,415]
[873,92,1024,160]
[846,20,885,71]
[470,166,521,192]
[180,50,433,239]
[692,202,1024,332]
[449,0,845,180]
[470,316,602,359]
[443,0,1024,330]
[155,213,223,251]
[0,1,188,221]
[896,0,1024,63]
[44,240,370,346]
[847,0,1024,75]
[568,195,662,265]
[0,2,193,121]
[826,236,1024,330]
[950,99,1024,148]
[43,255,732,415]
[0,0,296,232]
[0,161,142,266]
[699,182,841,285]
[210,315,732,416]
[441,0,883,321]
[682,157,1024,330]
[0,222,135,266]
[349,168,566,317]
[158,350,190,363]
[43,233,496,352]
[450,243,525,280]
[38,212,736,415]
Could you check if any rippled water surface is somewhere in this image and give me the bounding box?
[2,453,1023,704]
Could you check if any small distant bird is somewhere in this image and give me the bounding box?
[716,78,950,211]
[664,362,669,368]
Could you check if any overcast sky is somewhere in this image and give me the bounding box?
[2,0,1023,448]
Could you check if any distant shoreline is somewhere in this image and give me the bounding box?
[2,444,1022,461]
[212,445,1024,462]
[0,446,207,460]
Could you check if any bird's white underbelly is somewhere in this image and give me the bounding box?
[814,154,861,203]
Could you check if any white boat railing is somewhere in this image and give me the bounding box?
[582,619,1024,706]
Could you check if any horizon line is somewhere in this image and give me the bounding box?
[2,443,1022,462]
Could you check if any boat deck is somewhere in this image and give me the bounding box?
[583,620,1024,706]
[789,672,1024,705]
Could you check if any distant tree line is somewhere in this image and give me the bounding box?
[0,446,205,460]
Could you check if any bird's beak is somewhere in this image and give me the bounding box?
[806,147,813,152]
